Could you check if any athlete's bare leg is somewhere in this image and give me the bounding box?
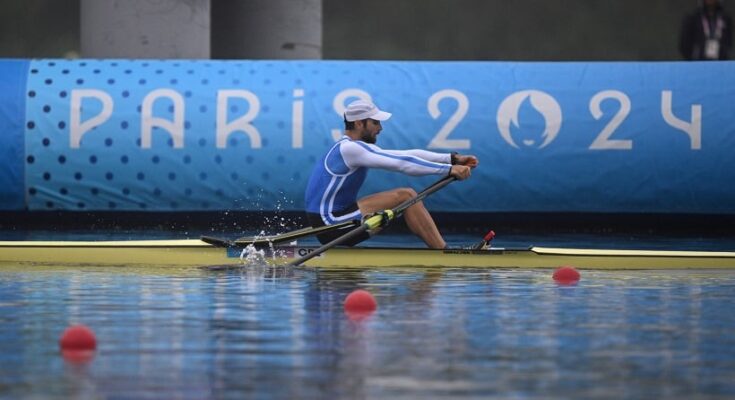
[358,188,446,249]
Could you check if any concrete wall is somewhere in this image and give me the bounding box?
[81,0,210,58]
[211,0,322,59]
[0,0,712,60]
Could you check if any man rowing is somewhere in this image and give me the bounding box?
[304,99,478,249]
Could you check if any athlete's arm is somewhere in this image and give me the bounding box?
[386,149,479,168]
[341,141,450,176]
[382,149,450,164]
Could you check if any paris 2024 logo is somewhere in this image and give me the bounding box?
[496,90,562,149]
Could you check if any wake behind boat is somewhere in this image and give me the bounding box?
[1,238,735,269]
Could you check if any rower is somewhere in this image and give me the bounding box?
[304,99,478,249]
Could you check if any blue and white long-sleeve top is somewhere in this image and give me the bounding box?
[305,136,451,224]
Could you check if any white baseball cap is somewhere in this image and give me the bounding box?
[344,100,392,122]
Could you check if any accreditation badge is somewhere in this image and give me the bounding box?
[705,39,720,59]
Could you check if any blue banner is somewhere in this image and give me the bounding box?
[7,59,735,213]
[0,60,29,210]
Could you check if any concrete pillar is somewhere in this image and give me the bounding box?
[81,0,210,59]
[212,0,322,59]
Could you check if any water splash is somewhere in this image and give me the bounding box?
[238,238,292,267]
[239,243,267,265]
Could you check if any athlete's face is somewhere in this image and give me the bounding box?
[359,119,382,144]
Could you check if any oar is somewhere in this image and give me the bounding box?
[200,236,236,247]
[234,220,358,246]
[287,175,456,267]
[200,220,358,248]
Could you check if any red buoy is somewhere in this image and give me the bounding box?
[553,266,581,284]
[344,289,377,312]
[59,324,97,364]
[344,289,377,321]
[59,324,97,351]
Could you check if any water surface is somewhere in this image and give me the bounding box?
[1,263,733,399]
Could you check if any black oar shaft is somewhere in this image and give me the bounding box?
[287,224,370,267]
[234,219,357,246]
[393,176,455,217]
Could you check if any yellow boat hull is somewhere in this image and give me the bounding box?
[1,240,735,269]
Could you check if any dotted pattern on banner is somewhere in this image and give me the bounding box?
[23,59,475,212]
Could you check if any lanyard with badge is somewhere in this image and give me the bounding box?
[702,14,725,59]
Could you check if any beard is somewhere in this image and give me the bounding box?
[360,130,377,144]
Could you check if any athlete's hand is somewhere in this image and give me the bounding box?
[450,165,472,180]
[456,155,478,168]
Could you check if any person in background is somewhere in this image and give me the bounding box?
[679,0,733,60]
[304,100,478,249]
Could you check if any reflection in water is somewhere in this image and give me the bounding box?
[0,267,733,398]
